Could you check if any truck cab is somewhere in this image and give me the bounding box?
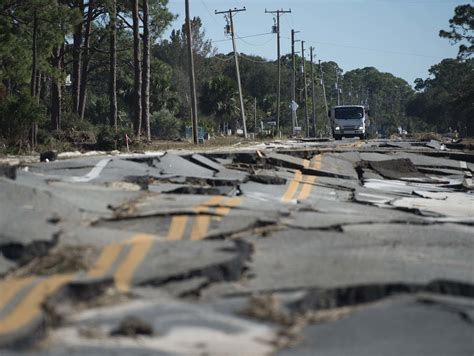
[329,105,368,140]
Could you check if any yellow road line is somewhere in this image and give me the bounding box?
[114,234,155,293]
[190,215,212,241]
[166,215,189,241]
[87,243,123,278]
[281,155,323,202]
[195,195,225,213]
[298,175,317,200]
[0,274,75,335]
[311,154,322,169]
[281,170,303,202]
[191,196,243,240]
[0,277,35,310]
[298,155,323,200]
[215,196,243,216]
[0,233,157,335]
[189,195,228,241]
[165,196,227,242]
[205,195,226,205]
[164,196,234,242]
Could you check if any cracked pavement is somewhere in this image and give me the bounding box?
[0,138,473,355]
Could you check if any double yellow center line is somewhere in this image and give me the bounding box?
[0,233,156,335]
[281,155,322,202]
[166,195,242,241]
[0,275,75,335]
[0,194,243,338]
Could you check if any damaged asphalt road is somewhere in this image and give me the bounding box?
[0,138,473,355]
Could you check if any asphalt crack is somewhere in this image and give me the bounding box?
[289,280,474,313]
[0,233,60,267]
[139,239,254,298]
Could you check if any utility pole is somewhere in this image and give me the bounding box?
[185,0,199,144]
[319,60,330,135]
[335,68,341,106]
[301,41,309,137]
[310,47,317,138]
[265,8,291,136]
[215,7,247,139]
[254,97,257,136]
[291,29,300,135]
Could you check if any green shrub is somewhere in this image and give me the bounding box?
[36,128,55,145]
[150,109,181,139]
[0,93,46,146]
[59,112,96,144]
[96,125,133,151]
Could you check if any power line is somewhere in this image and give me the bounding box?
[238,53,269,63]
[289,11,295,28]
[283,14,292,30]
[212,55,234,62]
[211,32,274,43]
[279,35,445,60]
[310,40,445,59]
[199,0,224,27]
[236,32,275,46]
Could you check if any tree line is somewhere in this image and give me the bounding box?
[0,1,472,151]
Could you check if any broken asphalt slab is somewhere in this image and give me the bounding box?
[279,295,474,356]
[231,223,474,294]
[0,238,252,347]
[1,139,473,354]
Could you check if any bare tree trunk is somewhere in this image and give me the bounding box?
[72,0,84,114]
[132,0,142,137]
[51,46,62,131]
[31,9,37,98]
[141,0,151,141]
[79,0,94,120]
[109,0,117,130]
[36,71,42,104]
[31,8,38,148]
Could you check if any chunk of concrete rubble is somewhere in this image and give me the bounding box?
[0,164,17,179]
[0,254,15,275]
[157,153,215,178]
[45,300,276,355]
[366,158,425,180]
[40,151,58,162]
[391,193,474,219]
[462,177,473,190]
[110,316,153,337]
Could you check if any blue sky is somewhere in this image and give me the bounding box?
[165,0,469,85]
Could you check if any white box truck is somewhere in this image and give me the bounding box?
[329,105,369,140]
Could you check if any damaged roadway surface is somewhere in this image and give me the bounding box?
[0,138,473,355]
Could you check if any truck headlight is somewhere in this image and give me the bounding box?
[335,126,340,131]
[359,126,364,130]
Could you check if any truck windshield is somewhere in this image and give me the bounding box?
[335,107,364,120]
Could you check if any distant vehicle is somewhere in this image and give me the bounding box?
[329,105,369,140]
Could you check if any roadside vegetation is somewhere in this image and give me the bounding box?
[0,1,472,154]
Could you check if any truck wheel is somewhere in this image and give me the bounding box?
[359,134,366,140]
